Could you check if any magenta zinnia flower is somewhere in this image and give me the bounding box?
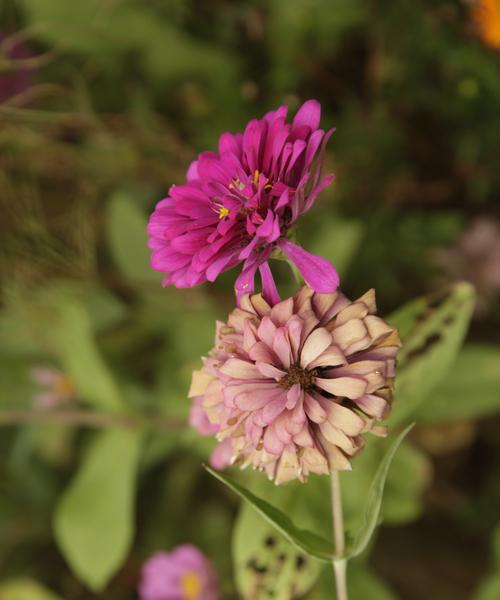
[189,287,401,484]
[148,100,338,302]
[139,545,219,600]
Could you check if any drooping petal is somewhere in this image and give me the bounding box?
[259,261,281,306]
[279,239,339,294]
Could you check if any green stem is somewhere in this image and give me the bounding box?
[331,470,348,600]
[287,259,303,286]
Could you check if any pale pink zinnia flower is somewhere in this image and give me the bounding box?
[31,367,75,409]
[148,100,338,303]
[139,545,219,600]
[189,287,401,484]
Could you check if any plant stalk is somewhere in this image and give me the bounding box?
[331,469,348,600]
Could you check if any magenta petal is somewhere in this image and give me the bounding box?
[259,262,281,306]
[278,239,339,294]
[235,260,260,302]
[292,99,321,133]
[186,160,199,181]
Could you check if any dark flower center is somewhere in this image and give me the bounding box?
[279,364,317,391]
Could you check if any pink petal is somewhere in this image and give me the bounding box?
[209,439,233,470]
[219,358,263,380]
[278,239,339,294]
[286,383,301,409]
[235,386,282,410]
[270,297,294,327]
[263,425,285,454]
[262,397,287,424]
[256,362,286,380]
[273,328,292,369]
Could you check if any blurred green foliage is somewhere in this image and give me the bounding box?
[1,0,500,598]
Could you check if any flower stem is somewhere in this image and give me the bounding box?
[331,470,348,600]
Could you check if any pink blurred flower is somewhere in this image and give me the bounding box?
[189,287,401,484]
[139,545,219,600]
[148,100,338,303]
[0,32,34,103]
[31,367,75,409]
[434,218,500,315]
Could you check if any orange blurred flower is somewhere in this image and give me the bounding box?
[473,0,500,49]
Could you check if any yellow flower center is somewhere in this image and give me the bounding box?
[218,205,230,219]
[54,374,74,398]
[253,169,260,187]
[181,571,201,600]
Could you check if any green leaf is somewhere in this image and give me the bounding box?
[21,0,116,57]
[0,579,62,600]
[311,563,398,600]
[389,282,475,426]
[106,191,159,284]
[346,424,414,559]
[494,522,500,567]
[413,344,500,423]
[308,216,364,277]
[342,438,430,530]
[474,574,500,600]
[204,466,335,561]
[53,300,123,412]
[233,503,321,600]
[54,428,142,591]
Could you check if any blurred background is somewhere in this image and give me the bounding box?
[1,0,500,599]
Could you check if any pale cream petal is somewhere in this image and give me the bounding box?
[330,319,368,351]
[300,327,333,367]
[304,393,328,423]
[319,420,357,453]
[317,436,352,471]
[188,370,214,397]
[314,291,350,325]
[294,286,315,315]
[315,376,367,399]
[325,402,365,436]
[239,294,259,315]
[300,447,330,476]
[275,447,300,485]
[364,315,394,344]
[307,345,346,369]
[335,301,369,325]
[249,293,272,317]
[227,308,257,332]
[356,288,377,314]
[354,394,389,418]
